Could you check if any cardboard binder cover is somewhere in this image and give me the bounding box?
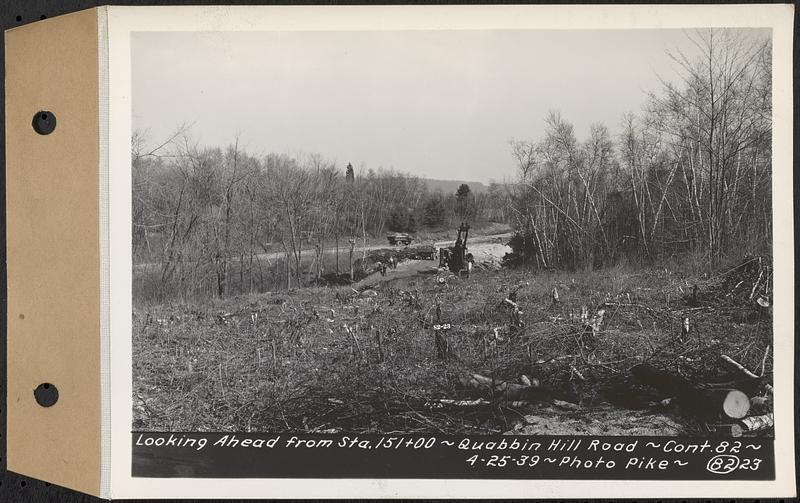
[6,8,102,497]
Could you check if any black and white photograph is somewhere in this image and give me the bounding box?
[130,25,776,442]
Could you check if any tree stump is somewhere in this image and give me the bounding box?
[631,364,751,420]
[435,332,448,360]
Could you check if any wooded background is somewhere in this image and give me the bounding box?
[132,29,772,301]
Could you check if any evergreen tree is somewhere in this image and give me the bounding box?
[387,211,407,232]
[423,197,445,227]
[406,213,417,233]
[455,183,474,219]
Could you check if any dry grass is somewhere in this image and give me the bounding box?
[133,258,772,434]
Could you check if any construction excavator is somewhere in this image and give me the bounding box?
[438,222,474,275]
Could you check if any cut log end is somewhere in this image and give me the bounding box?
[722,389,751,419]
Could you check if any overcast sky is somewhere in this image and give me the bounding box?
[131,29,762,183]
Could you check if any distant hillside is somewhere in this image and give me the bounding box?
[423,179,490,195]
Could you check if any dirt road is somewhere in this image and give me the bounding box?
[256,232,512,264]
[134,232,512,271]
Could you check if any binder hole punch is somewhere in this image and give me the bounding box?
[34,383,59,407]
[32,111,56,135]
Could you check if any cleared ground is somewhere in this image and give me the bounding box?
[133,254,773,436]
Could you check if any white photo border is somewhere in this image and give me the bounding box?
[106,4,795,499]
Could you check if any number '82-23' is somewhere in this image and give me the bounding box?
[706,455,761,474]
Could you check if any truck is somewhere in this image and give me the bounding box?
[387,232,414,246]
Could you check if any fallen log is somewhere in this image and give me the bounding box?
[458,373,557,403]
[702,374,765,396]
[721,354,760,379]
[739,414,773,432]
[711,424,744,437]
[749,396,772,415]
[631,364,750,420]
[630,363,696,397]
[427,398,488,408]
[427,397,579,411]
[458,373,532,401]
[551,399,581,411]
[459,373,495,390]
[427,398,530,409]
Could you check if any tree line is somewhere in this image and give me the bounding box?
[133,29,772,300]
[505,29,772,270]
[132,134,506,300]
